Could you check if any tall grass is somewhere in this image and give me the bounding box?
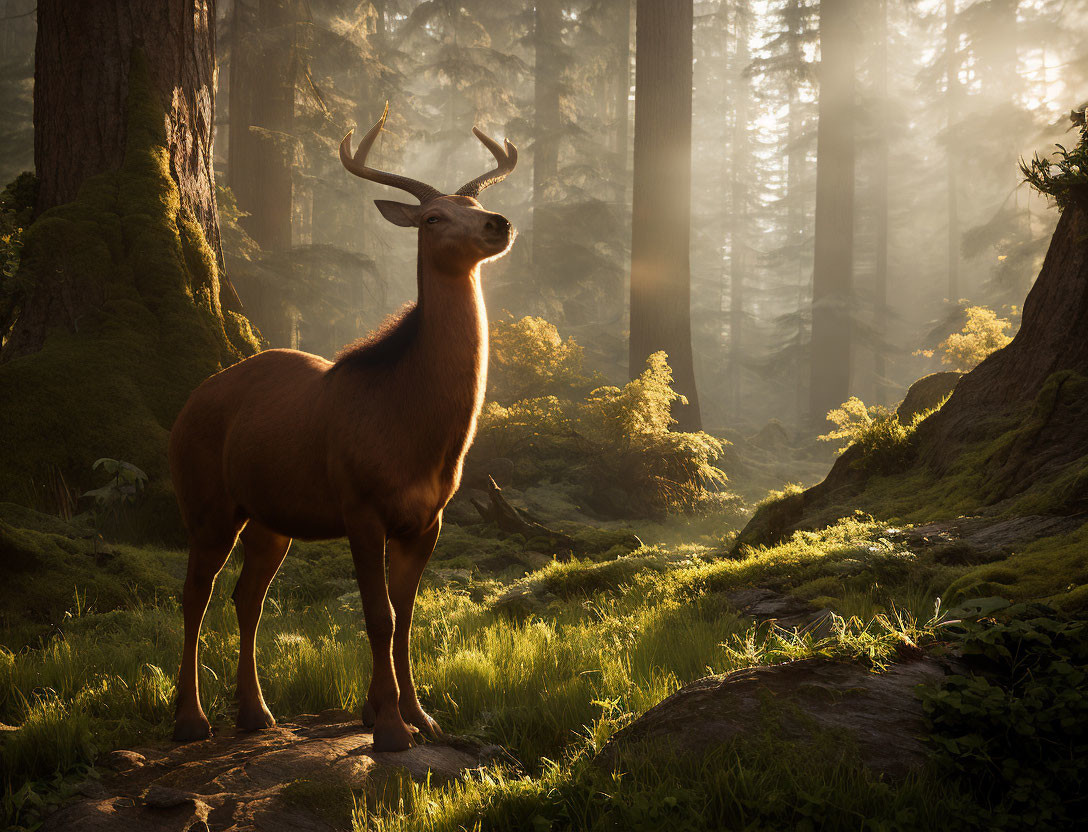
[3,516,953,829]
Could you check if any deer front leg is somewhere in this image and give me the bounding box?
[347,509,414,752]
[386,514,442,737]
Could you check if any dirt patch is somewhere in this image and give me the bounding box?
[40,710,498,832]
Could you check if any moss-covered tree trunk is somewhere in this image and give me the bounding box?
[33,0,224,267]
[7,0,240,360]
[0,7,258,533]
[628,0,701,431]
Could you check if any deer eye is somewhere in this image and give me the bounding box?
[426,216,441,224]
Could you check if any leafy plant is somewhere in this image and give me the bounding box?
[475,348,731,518]
[922,601,1088,830]
[487,315,600,405]
[81,458,148,544]
[937,306,1013,372]
[1020,122,1088,211]
[0,172,36,341]
[819,397,914,474]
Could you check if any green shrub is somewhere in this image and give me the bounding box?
[1021,121,1088,211]
[474,349,730,518]
[819,397,915,474]
[922,602,1088,831]
[937,306,1013,373]
[487,315,601,405]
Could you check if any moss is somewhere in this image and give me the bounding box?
[0,52,257,533]
[945,521,1088,611]
[0,503,186,631]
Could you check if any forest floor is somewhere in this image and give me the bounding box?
[2,447,1086,831]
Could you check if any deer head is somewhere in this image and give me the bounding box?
[340,105,518,273]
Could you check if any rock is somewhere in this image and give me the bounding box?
[598,657,949,780]
[887,513,1088,565]
[725,587,824,629]
[747,419,791,454]
[895,372,961,424]
[40,714,492,832]
[730,488,805,554]
[104,749,147,772]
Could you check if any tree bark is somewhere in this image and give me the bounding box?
[33,0,224,269]
[808,0,856,426]
[945,0,961,300]
[629,0,701,431]
[727,1,751,416]
[873,0,890,403]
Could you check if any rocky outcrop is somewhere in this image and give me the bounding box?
[895,372,960,424]
[734,202,1088,550]
[40,710,497,832]
[598,657,949,780]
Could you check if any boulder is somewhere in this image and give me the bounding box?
[598,656,949,780]
[40,711,497,832]
[747,419,791,454]
[895,372,961,424]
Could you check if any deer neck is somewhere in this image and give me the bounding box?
[412,255,488,418]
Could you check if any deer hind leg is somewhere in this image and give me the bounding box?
[347,508,414,752]
[234,522,291,732]
[174,529,238,742]
[383,515,442,737]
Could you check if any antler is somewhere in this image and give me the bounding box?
[340,103,442,203]
[456,128,519,198]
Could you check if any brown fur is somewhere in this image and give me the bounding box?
[169,191,515,751]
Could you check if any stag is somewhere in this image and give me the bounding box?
[170,106,517,751]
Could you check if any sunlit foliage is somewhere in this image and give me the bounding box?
[937,306,1013,372]
[477,320,730,517]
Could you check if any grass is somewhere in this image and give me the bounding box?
[2,509,1086,830]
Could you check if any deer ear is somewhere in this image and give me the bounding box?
[374,200,422,227]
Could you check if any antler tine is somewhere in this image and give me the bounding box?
[339,103,442,203]
[456,127,518,198]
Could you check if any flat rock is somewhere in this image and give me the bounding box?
[40,712,494,832]
[896,372,961,424]
[598,656,948,779]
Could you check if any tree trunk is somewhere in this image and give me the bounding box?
[612,0,633,206]
[227,0,300,346]
[808,0,856,426]
[629,0,701,431]
[228,0,296,253]
[0,1,256,508]
[873,0,890,403]
[531,0,563,313]
[945,0,960,300]
[785,0,809,424]
[727,1,751,416]
[33,0,223,267]
[7,0,242,359]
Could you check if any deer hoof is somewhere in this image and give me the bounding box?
[372,720,414,752]
[237,703,276,732]
[361,700,377,727]
[403,708,442,738]
[173,711,212,742]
